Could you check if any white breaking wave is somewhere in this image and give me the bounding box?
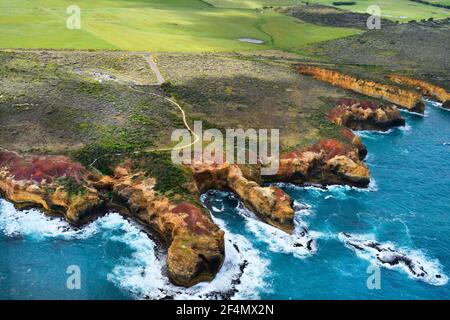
[212,205,224,213]
[0,199,97,240]
[241,205,317,258]
[293,200,313,216]
[275,179,378,199]
[357,123,411,139]
[399,109,426,117]
[107,213,270,300]
[424,99,448,112]
[0,198,269,300]
[203,191,318,259]
[399,123,412,132]
[339,232,448,286]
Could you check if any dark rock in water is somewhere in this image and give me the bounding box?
[293,201,310,213]
[306,239,314,251]
[443,100,450,110]
[338,232,447,285]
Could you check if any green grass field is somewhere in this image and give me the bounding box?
[208,0,450,20]
[426,0,450,6]
[1,0,447,52]
[0,0,361,52]
[294,0,450,21]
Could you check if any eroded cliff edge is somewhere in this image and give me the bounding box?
[265,133,370,188]
[387,75,450,109]
[328,99,405,131]
[297,65,426,114]
[0,150,225,287]
[0,131,371,287]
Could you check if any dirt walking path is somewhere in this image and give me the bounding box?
[143,53,165,85]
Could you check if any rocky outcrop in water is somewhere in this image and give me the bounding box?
[387,75,450,109]
[339,232,447,285]
[265,138,370,188]
[190,162,295,233]
[329,99,405,131]
[297,65,425,114]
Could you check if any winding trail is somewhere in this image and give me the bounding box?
[129,87,199,153]
[90,55,198,168]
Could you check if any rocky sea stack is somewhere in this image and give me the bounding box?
[265,137,370,188]
[328,99,405,131]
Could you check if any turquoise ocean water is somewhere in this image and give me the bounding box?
[1,101,449,299]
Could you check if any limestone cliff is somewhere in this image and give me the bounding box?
[297,65,425,114]
[190,162,295,233]
[100,164,225,287]
[0,150,224,288]
[0,139,372,287]
[0,150,103,224]
[387,75,450,109]
[266,139,370,188]
[328,99,405,131]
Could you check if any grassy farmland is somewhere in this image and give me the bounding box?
[0,0,362,52]
[208,0,450,21]
[1,0,448,52]
[292,0,450,21]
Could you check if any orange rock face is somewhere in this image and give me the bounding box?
[0,138,372,287]
[106,165,225,287]
[267,139,370,188]
[190,162,295,233]
[387,75,450,108]
[329,99,405,131]
[297,65,425,114]
[0,150,102,224]
[0,150,224,287]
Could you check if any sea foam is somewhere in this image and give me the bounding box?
[0,198,269,300]
[275,179,378,198]
[202,191,318,258]
[339,232,448,286]
[0,199,96,240]
[108,213,270,300]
